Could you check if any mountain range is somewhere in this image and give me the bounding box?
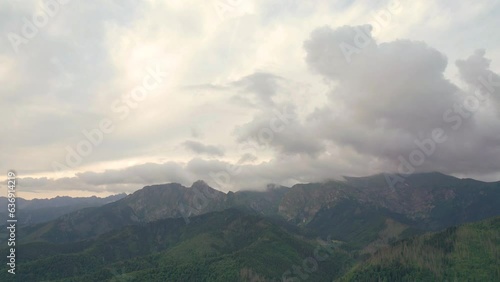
[1,172,499,281]
[0,193,127,227]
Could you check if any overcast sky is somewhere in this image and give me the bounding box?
[1,0,500,199]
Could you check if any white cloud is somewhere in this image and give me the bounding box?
[1,1,500,198]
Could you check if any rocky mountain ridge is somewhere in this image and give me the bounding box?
[17,172,500,244]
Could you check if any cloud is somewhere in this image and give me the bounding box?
[2,1,500,197]
[237,153,258,164]
[183,140,225,156]
[17,177,50,188]
[456,49,500,108]
[234,104,325,156]
[76,162,190,185]
[297,25,500,175]
[213,24,500,182]
[231,72,284,106]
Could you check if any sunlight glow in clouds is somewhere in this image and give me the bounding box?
[1,0,499,198]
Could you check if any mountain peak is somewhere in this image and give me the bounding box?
[191,180,210,188]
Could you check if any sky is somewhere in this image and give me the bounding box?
[1,0,500,199]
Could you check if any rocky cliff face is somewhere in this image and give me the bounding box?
[277,182,351,223]
[19,181,229,243]
[120,181,227,222]
[278,173,500,230]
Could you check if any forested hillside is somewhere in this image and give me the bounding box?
[340,216,500,281]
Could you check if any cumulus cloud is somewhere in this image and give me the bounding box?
[234,105,326,156]
[220,24,500,182]
[297,25,500,175]
[456,49,500,108]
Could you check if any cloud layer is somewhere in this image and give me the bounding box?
[1,1,500,198]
